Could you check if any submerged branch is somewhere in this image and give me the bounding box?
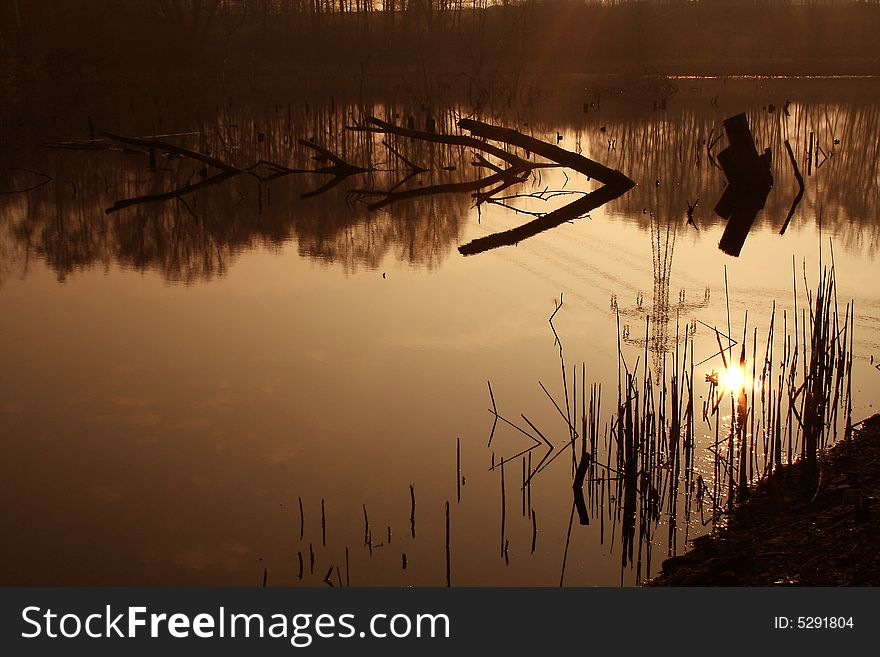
[100,131,243,174]
[459,183,629,256]
[780,139,805,235]
[105,170,239,214]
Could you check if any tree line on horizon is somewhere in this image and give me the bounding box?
[1,0,879,77]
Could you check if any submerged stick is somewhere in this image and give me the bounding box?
[445,501,451,588]
[410,485,416,538]
[100,131,242,174]
[527,451,532,518]
[780,139,805,235]
[105,170,238,213]
[0,167,52,196]
[500,459,507,557]
[559,503,576,587]
[460,183,629,256]
[573,452,591,526]
[456,437,461,503]
[531,510,537,554]
[363,504,369,547]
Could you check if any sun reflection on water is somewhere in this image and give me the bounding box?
[722,365,746,395]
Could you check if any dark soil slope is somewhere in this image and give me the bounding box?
[649,414,880,586]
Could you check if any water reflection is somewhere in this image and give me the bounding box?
[3,80,880,285]
[1,77,879,586]
[614,212,708,382]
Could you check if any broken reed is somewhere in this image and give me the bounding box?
[607,313,697,583]
[489,297,698,584]
[722,260,855,490]
[534,260,854,583]
[280,264,853,587]
[687,260,854,522]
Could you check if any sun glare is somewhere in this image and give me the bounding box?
[722,365,746,395]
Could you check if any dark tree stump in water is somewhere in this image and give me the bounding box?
[714,113,773,257]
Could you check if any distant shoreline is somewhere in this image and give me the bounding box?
[2,2,880,84]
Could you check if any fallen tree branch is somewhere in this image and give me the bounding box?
[105,170,238,214]
[460,183,629,256]
[354,168,522,211]
[348,116,535,172]
[100,131,243,174]
[458,118,634,187]
[382,140,427,173]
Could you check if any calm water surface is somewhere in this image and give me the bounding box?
[1,77,878,585]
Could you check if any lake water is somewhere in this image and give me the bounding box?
[1,76,878,586]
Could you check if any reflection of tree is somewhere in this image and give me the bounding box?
[1,163,467,283]
[3,86,880,285]
[570,97,880,253]
[0,105,475,283]
[1,102,635,283]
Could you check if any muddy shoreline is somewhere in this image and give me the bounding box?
[648,414,880,586]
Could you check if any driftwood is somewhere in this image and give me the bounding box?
[78,119,634,255]
[100,131,243,174]
[459,118,634,187]
[714,115,772,189]
[456,118,635,255]
[99,132,367,213]
[382,140,427,174]
[106,171,239,214]
[348,116,542,173]
[352,169,524,212]
[713,114,773,257]
[573,453,591,526]
[459,184,627,256]
[296,139,370,199]
[345,115,554,213]
[299,139,369,177]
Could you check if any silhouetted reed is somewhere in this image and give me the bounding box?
[445,500,451,587]
[483,253,853,584]
[273,255,852,587]
[409,484,416,538]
